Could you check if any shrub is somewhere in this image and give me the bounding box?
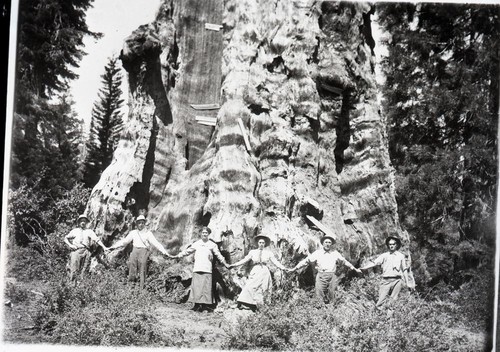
[435,267,494,332]
[224,275,492,351]
[30,269,189,347]
[4,282,29,304]
[7,180,91,246]
[5,234,69,282]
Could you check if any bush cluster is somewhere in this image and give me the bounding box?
[4,282,29,304]
[29,269,189,347]
[7,180,91,246]
[224,273,493,351]
[5,228,69,282]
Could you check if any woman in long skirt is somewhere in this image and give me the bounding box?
[174,227,229,312]
[229,235,287,311]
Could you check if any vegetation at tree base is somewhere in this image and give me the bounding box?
[83,56,124,188]
[4,226,189,347]
[31,273,187,347]
[4,246,492,350]
[7,179,91,247]
[223,267,493,351]
[378,3,498,287]
[4,262,188,347]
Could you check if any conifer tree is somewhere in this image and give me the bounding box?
[377,3,498,281]
[12,0,100,190]
[83,57,124,187]
[8,0,99,245]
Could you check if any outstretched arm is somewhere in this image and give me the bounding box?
[359,261,377,271]
[338,254,361,273]
[359,253,384,271]
[270,254,287,270]
[175,245,196,259]
[88,230,109,251]
[212,245,229,268]
[147,235,172,257]
[229,253,252,268]
[109,232,133,250]
[96,239,109,251]
[290,253,314,272]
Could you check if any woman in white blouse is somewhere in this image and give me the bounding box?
[173,227,229,312]
[229,235,287,311]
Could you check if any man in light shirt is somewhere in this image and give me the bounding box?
[109,215,172,290]
[359,235,414,308]
[64,214,109,285]
[290,236,361,303]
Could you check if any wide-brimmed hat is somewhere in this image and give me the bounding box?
[385,235,402,250]
[320,235,336,244]
[135,215,147,223]
[255,235,271,247]
[78,214,89,222]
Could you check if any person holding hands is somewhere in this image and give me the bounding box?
[109,215,172,290]
[172,227,229,312]
[289,235,361,303]
[229,235,287,311]
[64,214,109,285]
[359,235,414,309]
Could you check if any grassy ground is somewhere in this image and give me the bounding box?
[2,246,494,351]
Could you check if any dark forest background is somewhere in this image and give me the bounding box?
[2,1,498,350]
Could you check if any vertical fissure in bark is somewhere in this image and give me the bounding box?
[196,210,212,227]
[286,194,296,220]
[316,151,321,187]
[361,8,375,56]
[168,37,180,88]
[309,117,320,143]
[335,91,351,174]
[128,116,159,213]
[145,56,173,125]
[184,140,190,170]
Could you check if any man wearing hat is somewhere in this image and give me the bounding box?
[109,215,172,290]
[359,235,413,308]
[290,235,361,303]
[64,214,109,285]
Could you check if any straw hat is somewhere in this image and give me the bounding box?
[320,235,336,244]
[255,235,271,247]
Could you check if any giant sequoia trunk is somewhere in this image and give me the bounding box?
[86,0,404,284]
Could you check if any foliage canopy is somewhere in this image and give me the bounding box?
[378,3,498,284]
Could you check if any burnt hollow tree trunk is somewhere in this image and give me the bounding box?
[85,0,405,287]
